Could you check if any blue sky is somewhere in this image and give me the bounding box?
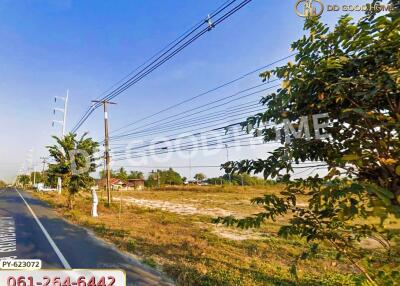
[0,0,371,182]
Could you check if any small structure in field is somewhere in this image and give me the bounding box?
[126,179,145,191]
[96,178,145,191]
[97,178,125,190]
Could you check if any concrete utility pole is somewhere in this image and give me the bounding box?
[189,150,192,181]
[53,90,69,137]
[225,144,231,183]
[40,157,48,185]
[92,100,116,206]
[33,167,36,186]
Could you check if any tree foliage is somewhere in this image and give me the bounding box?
[17,175,31,187]
[194,173,206,182]
[207,174,271,186]
[216,3,399,284]
[47,133,99,208]
[127,170,144,180]
[116,167,128,181]
[147,168,183,186]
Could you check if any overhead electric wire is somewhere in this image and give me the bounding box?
[109,80,278,139]
[110,105,266,143]
[99,0,240,103]
[110,54,297,136]
[110,121,253,158]
[111,125,250,150]
[102,0,253,104]
[71,0,254,133]
[110,126,274,159]
[112,141,271,162]
[110,121,246,153]
[110,82,279,141]
[107,163,324,170]
[110,101,262,139]
[72,0,239,133]
[95,0,236,102]
[111,132,256,156]
[109,123,259,153]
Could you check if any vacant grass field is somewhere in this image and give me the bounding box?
[32,185,399,286]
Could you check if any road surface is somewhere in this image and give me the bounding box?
[0,188,174,286]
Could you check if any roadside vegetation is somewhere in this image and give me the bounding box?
[32,185,399,286]
[0,180,7,188]
[46,133,98,209]
[217,4,400,285]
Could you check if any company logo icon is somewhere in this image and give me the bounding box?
[295,0,324,17]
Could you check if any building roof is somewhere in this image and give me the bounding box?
[127,178,145,182]
[97,178,125,186]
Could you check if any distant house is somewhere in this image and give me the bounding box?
[126,179,145,191]
[97,178,145,191]
[97,178,125,190]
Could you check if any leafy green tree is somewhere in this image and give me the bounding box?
[116,167,128,181]
[127,170,144,180]
[29,171,44,184]
[0,180,6,188]
[146,168,183,186]
[17,175,31,187]
[194,173,206,182]
[99,169,115,179]
[162,168,183,185]
[47,133,99,209]
[217,4,399,285]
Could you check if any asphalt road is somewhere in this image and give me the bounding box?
[0,188,174,286]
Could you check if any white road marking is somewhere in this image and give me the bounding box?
[0,217,17,254]
[14,189,71,269]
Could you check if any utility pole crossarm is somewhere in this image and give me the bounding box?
[53,90,69,137]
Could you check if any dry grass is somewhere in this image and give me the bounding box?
[32,186,389,286]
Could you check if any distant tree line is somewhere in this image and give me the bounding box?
[0,180,7,188]
[99,167,271,187]
[206,173,274,186]
[100,167,144,181]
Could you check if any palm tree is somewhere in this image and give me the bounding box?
[47,132,99,209]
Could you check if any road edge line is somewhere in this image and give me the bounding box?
[14,188,72,269]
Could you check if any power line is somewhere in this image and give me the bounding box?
[112,141,270,162]
[71,0,254,133]
[110,131,274,160]
[110,105,266,143]
[93,1,234,102]
[110,54,296,136]
[110,101,262,140]
[110,126,254,153]
[111,133,257,157]
[110,83,279,141]
[71,1,237,133]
